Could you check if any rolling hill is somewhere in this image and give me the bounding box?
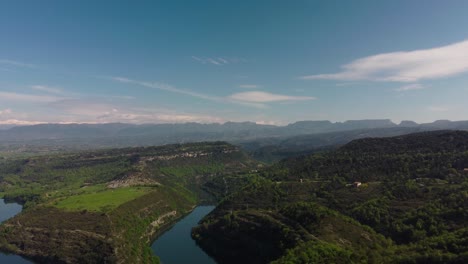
[193,131,468,263]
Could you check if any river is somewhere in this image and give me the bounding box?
[0,199,32,263]
[151,206,216,264]
[1,201,215,263]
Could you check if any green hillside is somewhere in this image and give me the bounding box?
[193,131,468,263]
[0,142,258,263]
[1,131,467,263]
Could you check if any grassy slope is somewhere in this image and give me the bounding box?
[54,187,151,212]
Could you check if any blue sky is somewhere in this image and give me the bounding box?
[1,0,468,125]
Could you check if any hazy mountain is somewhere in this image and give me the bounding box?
[420,120,468,130]
[0,123,134,141]
[0,125,17,130]
[399,120,419,127]
[240,126,432,162]
[0,119,399,142]
[1,119,468,153]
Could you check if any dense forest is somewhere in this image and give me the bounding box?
[1,131,467,263]
[193,131,468,263]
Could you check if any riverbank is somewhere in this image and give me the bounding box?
[152,206,216,264]
[0,199,32,263]
[0,142,258,263]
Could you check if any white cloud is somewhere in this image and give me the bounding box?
[48,99,225,124]
[31,85,63,94]
[217,57,228,64]
[111,76,223,102]
[229,91,316,103]
[48,99,119,117]
[395,83,425,92]
[0,119,45,125]
[0,109,43,125]
[110,76,266,108]
[255,120,280,125]
[192,56,222,65]
[239,84,261,89]
[301,39,468,82]
[191,56,247,66]
[111,77,314,107]
[0,91,63,103]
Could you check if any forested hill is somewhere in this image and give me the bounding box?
[267,130,468,182]
[341,130,468,154]
[193,131,468,264]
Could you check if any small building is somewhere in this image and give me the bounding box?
[353,181,362,188]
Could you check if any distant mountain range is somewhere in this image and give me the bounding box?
[1,119,468,155]
[1,119,468,141]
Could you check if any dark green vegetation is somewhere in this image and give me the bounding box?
[239,126,435,163]
[193,131,468,263]
[2,129,468,263]
[0,142,258,263]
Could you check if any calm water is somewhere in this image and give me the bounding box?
[0,199,32,263]
[151,206,216,264]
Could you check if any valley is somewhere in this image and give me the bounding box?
[0,142,259,263]
[0,130,467,263]
[193,131,468,263]
[3,2,468,263]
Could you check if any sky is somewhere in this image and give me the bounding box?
[1,0,468,126]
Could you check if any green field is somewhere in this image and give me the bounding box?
[54,187,152,212]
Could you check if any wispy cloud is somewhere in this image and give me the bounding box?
[239,84,261,89]
[0,59,36,68]
[31,85,63,94]
[255,120,279,125]
[110,76,266,108]
[395,83,425,92]
[229,91,316,103]
[301,39,468,82]
[191,56,247,66]
[111,76,223,102]
[111,76,315,108]
[48,99,225,124]
[0,119,45,125]
[48,99,120,117]
[0,108,44,125]
[0,91,63,103]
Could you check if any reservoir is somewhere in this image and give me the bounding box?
[151,206,216,264]
[0,199,32,263]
